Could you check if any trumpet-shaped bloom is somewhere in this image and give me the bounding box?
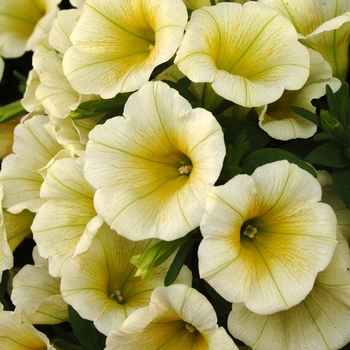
[106,284,238,350]
[32,9,101,120]
[198,160,337,314]
[63,0,187,98]
[260,0,350,81]
[228,232,350,350]
[11,247,68,325]
[256,49,341,140]
[0,182,13,280]
[0,115,65,214]
[0,309,55,350]
[60,224,192,335]
[32,157,103,277]
[0,0,60,58]
[175,2,310,108]
[84,81,225,241]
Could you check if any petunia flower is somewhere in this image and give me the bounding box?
[259,0,350,82]
[198,160,337,314]
[63,0,188,98]
[84,81,225,241]
[256,48,341,140]
[105,284,238,350]
[175,2,310,108]
[0,0,60,59]
[0,307,55,350]
[32,9,101,120]
[0,115,66,214]
[60,223,192,335]
[11,247,68,325]
[227,231,350,350]
[32,156,103,277]
[0,182,13,280]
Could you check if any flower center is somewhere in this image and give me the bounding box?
[178,159,193,175]
[185,323,196,333]
[178,165,193,174]
[110,290,124,304]
[241,224,258,239]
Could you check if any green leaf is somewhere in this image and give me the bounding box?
[290,106,321,127]
[313,132,338,142]
[68,306,106,350]
[162,80,198,104]
[242,148,317,176]
[326,84,338,119]
[52,339,88,350]
[217,116,271,152]
[69,94,128,119]
[0,101,26,123]
[333,165,350,209]
[164,238,194,287]
[336,83,349,126]
[304,141,349,168]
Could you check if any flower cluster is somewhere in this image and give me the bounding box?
[0,0,350,349]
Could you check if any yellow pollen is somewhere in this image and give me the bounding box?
[178,165,193,174]
[110,290,123,303]
[149,44,154,50]
[185,323,196,333]
[243,225,258,239]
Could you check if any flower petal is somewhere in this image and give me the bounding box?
[63,0,187,97]
[84,81,225,241]
[175,2,310,107]
[198,160,338,314]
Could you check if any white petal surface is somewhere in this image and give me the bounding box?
[228,233,350,350]
[175,2,309,107]
[84,81,225,241]
[32,157,102,277]
[63,0,187,97]
[198,160,337,314]
[0,116,64,213]
[60,224,192,335]
[106,284,238,350]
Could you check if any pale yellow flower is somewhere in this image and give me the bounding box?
[175,2,310,107]
[256,49,341,140]
[0,115,66,214]
[60,224,192,335]
[198,160,337,314]
[0,182,13,279]
[0,0,60,58]
[63,0,187,98]
[0,309,55,349]
[106,284,238,350]
[32,157,103,277]
[11,247,68,325]
[84,81,225,241]
[228,232,350,350]
[260,0,350,81]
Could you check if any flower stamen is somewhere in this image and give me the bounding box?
[110,290,123,303]
[185,323,196,333]
[178,165,193,174]
[243,225,258,239]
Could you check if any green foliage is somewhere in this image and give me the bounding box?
[68,306,106,350]
[241,148,317,177]
[293,83,350,169]
[0,100,25,123]
[69,94,129,120]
